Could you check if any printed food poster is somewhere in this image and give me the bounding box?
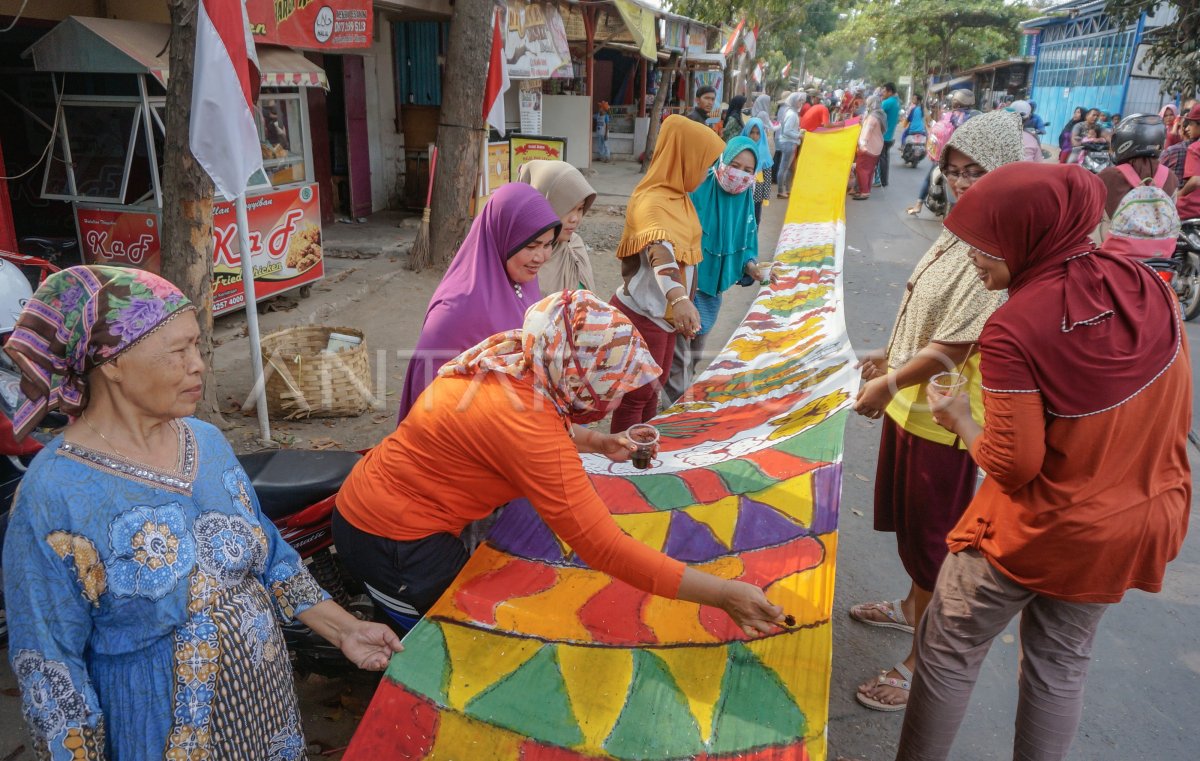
[75,206,163,273]
[211,184,324,315]
[77,186,325,315]
[509,136,567,177]
[486,141,511,194]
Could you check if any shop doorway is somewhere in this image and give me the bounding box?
[320,54,372,220]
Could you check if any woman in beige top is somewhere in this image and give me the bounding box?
[849,110,1025,712]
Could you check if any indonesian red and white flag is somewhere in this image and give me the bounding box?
[190,0,263,200]
[721,18,745,58]
[483,7,510,134]
[781,61,792,78]
[744,25,758,58]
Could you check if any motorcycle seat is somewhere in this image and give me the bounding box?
[238,449,362,521]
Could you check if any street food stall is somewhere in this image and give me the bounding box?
[25,16,330,315]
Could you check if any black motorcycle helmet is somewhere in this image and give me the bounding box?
[1110,113,1166,164]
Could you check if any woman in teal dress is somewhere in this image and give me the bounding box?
[3,266,401,760]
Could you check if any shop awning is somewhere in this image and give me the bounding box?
[928,74,973,94]
[685,51,727,69]
[26,16,328,89]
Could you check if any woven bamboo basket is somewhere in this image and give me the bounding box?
[259,326,378,419]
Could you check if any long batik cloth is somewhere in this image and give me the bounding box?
[344,124,863,761]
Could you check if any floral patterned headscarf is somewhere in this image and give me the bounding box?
[438,290,661,421]
[5,265,194,438]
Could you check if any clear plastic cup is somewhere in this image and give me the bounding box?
[759,261,776,285]
[929,371,968,397]
[627,424,660,470]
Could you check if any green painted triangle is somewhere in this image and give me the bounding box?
[774,408,848,461]
[464,645,583,748]
[710,642,807,753]
[604,650,704,758]
[708,458,776,494]
[635,472,700,510]
[387,620,448,706]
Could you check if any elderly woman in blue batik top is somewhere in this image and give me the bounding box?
[2,265,401,761]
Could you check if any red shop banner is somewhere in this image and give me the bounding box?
[246,0,373,50]
[75,185,324,316]
[75,206,163,273]
[211,184,324,315]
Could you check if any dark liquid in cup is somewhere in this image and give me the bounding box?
[629,427,656,470]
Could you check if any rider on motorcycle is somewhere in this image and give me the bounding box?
[1096,114,1180,259]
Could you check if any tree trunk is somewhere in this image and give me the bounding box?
[641,54,678,172]
[161,0,227,427]
[417,0,493,270]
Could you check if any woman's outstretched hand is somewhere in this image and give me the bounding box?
[339,620,404,671]
[719,579,786,637]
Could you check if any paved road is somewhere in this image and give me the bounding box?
[823,155,1200,761]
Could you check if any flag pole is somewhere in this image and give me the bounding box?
[235,192,271,444]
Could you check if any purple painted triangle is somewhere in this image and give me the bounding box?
[663,511,729,562]
[487,498,579,564]
[731,497,807,552]
[809,463,842,535]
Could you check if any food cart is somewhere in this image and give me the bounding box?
[25,16,329,315]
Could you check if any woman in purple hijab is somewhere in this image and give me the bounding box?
[398,182,561,423]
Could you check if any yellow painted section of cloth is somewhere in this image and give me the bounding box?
[884,352,986,448]
[750,474,814,527]
[786,123,862,225]
[442,624,543,711]
[612,510,673,552]
[494,571,613,641]
[558,646,635,752]
[684,499,741,549]
[427,707,526,760]
[653,646,731,744]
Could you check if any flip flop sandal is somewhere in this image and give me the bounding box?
[848,599,914,633]
[856,662,912,712]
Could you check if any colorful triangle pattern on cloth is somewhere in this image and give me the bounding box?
[345,124,862,761]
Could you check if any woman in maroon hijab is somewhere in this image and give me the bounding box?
[896,163,1191,760]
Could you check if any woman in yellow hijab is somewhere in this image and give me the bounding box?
[609,114,725,432]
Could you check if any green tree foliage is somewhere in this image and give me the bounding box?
[1107,1,1200,95]
[820,0,1033,83]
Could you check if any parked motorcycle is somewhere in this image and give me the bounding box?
[238,448,375,672]
[900,132,927,167]
[1145,219,1200,322]
[924,165,949,217]
[1079,142,1114,174]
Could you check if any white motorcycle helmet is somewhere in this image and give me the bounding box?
[0,259,32,337]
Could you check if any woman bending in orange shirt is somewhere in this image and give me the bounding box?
[334,290,783,636]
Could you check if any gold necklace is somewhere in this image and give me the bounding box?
[81,414,132,460]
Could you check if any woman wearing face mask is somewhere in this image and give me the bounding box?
[741,117,774,223]
[849,110,1025,713]
[397,183,560,425]
[609,115,725,432]
[665,137,764,403]
[334,292,786,634]
[517,159,598,294]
